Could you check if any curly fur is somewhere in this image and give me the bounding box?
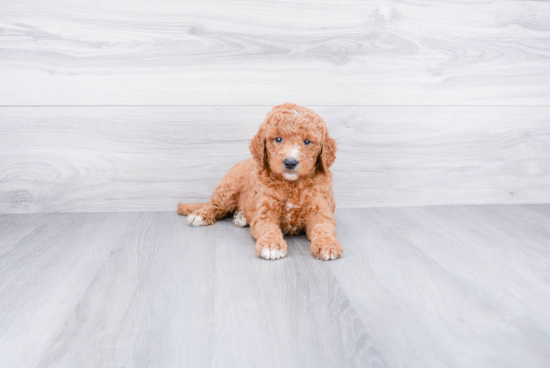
[177,103,343,261]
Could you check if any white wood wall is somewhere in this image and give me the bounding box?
[1,0,549,213]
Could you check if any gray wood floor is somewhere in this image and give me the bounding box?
[1,205,549,368]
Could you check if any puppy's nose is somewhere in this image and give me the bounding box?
[283,158,299,170]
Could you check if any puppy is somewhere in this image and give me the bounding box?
[177,103,342,261]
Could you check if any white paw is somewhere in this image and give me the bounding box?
[188,214,206,227]
[321,252,337,261]
[233,211,248,227]
[260,247,287,260]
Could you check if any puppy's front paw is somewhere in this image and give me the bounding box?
[255,236,288,260]
[310,236,343,260]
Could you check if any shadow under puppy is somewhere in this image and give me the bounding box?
[178,103,342,261]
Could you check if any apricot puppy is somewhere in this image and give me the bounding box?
[177,103,342,261]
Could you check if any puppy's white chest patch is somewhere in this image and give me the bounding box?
[282,201,300,234]
[285,201,294,222]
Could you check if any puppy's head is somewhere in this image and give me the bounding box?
[250,103,336,181]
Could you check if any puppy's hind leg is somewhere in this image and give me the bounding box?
[177,203,206,216]
[177,202,212,227]
[187,205,223,227]
[183,162,244,227]
[233,210,248,227]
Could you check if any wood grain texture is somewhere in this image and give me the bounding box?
[1,0,549,105]
[330,205,550,368]
[0,212,140,368]
[0,213,45,257]
[36,212,218,368]
[210,218,384,368]
[0,211,384,368]
[1,106,549,213]
[0,205,549,367]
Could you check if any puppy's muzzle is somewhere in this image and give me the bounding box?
[283,158,299,170]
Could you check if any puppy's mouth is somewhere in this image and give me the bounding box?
[283,172,298,181]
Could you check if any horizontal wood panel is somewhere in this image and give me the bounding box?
[0,105,549,213]
[1,0,550,105]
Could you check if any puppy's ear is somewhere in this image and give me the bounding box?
[320,126,337,171]
[250,125,267,169]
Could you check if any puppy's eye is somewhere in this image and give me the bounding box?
[275,137,283,143]
[304,139,311,145]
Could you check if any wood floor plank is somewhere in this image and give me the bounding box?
[1,206,548,367]
[516,203,550,223]
[0,212,139,368]
[37,212,217,368]
[0,214,45,257]
[412,205,550,329]
[1,106,549,214]
[329,206,550,368]
[211,217,385,368]
[1,0,549,105]
[35,213,385,368]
